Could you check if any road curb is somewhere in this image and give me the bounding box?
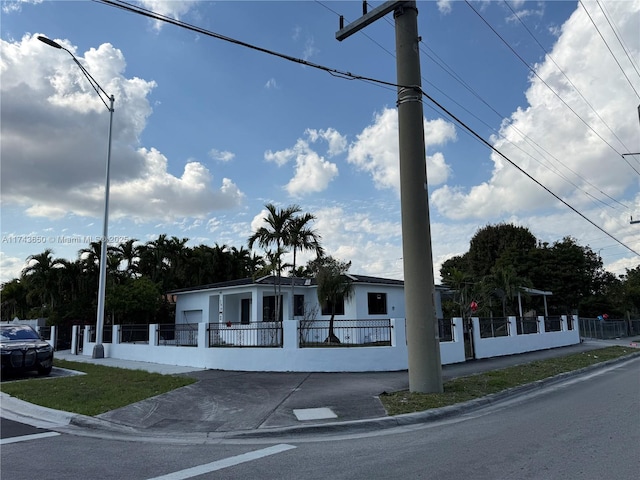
[2,350,639,441]
[225,351,640,439]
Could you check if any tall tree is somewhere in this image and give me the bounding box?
[0,279,28,321]
[314,256,353,344]
[286,212,323,319]
[248,203,301,320]
[467,223,537,280]
[112,238,141,278]
[22,249,64,316]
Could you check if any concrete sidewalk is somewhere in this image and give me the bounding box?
[2,338,639,440]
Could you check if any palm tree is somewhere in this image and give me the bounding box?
[21,249,64,315]
[0,279,28,321]
[486,265,531,317]
[113,238,140,278]
[315,256,353,344]
[248,203,301,319]
[286,213,323,319]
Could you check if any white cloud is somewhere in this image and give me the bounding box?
[0,34,244,223]
[139,1,199,31]
[437,0,453,15]
[0,251,27,284]
[1,0,43,14]
[430,1,640,223]
[209,149,235,162]
[284,149,338,197]
[264,78,278,89]
[347,107,456,193]
[264,130,342,196]
[305,128,347,157]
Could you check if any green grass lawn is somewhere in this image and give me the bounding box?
[0,359,196,416]
[380,346,637,415]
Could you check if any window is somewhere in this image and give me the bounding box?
[294,295,305,317]
[263,295,283,322]
[321,295,345,316]
[241,298,251,324]
[368,292,387,315]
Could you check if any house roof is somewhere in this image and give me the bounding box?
[169,274,407,295]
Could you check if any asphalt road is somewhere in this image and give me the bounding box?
[1,356,638,479]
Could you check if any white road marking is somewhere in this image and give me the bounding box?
[0,431,61,445]
[146,444,296,480]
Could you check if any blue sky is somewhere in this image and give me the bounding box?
[1,0,639,285]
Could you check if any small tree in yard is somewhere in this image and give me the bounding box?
[314,256,353,344]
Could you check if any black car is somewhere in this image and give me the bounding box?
[0,324,54,377]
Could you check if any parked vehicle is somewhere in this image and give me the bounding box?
[0,324,54,377]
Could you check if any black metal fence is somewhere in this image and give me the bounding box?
[544,316,563,332]
[298,319,392,347]
[119,324,149,344]
[158,323,198,346]
[516,317,539,335]
[439,318,454,342]
[208,322,282,347]
[478,317,510,338]
[87,325,114,343]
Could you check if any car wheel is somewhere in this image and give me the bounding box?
[37,365,53,375]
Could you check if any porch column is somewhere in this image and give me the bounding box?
[71,325,79,355]
[538,316,546,333]
[508,316,517,336]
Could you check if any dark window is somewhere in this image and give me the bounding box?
[294,295,305,317]
[321,295,345,316]
[263,295,283,322]
[241,298,251,324]
[368,292,387,315]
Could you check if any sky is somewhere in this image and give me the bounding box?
[1,0,639,286]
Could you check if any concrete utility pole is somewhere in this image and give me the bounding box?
[337,1,443,393]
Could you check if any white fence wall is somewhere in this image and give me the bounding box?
[79,318,466,372]
[471,315,580,360]
[76,316,580,371]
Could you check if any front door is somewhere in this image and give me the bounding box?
[241,298,251,324]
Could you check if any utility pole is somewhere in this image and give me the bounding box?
[337,1,443,393]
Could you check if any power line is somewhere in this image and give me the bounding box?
[418,88,640,257]
[465,0,640,176]
[372,2,631,210]
[504,1,635,162]
[596,0,640,80]
[92,0,639,257]
[580,0,640,99]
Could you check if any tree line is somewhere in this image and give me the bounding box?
[2,215,637,327]
[439,223,639,320]
[0,203,337,326]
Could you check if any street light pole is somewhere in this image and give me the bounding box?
[38,35,114,359]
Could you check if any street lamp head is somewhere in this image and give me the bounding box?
[37,35,63,50]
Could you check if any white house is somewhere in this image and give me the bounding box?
[171,274,442,326]
[72,275,579,372]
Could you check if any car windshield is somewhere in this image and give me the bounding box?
[0,325,41,341]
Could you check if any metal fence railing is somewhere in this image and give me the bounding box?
[439,318,454,342]
[478,317,510,338]
[544,316,563,332]
[298,319,392,347]
[579,318,629,339]
[87,325,114,343]
[516,317,539,335]
[208,322,282,347]
[158,323,198,346]
[119,324,149,344]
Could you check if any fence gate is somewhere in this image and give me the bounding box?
[463,317,475,360]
